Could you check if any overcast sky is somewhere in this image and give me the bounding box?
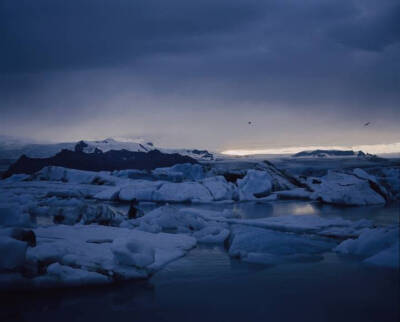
[1,0,399,151]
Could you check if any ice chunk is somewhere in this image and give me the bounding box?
[94,186,121,201]
[48,204,124,226]
[27,242,69,264]
[335,226,399,269]
[309,171,386,206]
[364,242,399,268]
[237,170,272,200]
[199,176,236,201]
[193,226,230,243]
[134,206,230,243]
[111,169,148,179]
[353,168,377,182]
[37,263,110,287]
[153,182,213,203]
[25,224,196,286]
[50,206,83,225]
[81,205,124,226]
[136,205,207,233]
[111,238,155,268]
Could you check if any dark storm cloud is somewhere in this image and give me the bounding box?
[0,0,263,72]
[0,0,399,149]
[2,0,397,73]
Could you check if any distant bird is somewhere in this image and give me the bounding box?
[248,121,252,125]
[364,122,371,127]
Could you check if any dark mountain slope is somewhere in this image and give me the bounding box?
[3,149,197,178]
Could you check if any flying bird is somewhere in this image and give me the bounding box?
[248,121,252,125]
[364,122,371,127]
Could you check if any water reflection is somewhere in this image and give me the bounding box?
[291,203,317,215]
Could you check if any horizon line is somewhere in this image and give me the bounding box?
[221,142,400,156]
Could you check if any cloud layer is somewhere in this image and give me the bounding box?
[1,0,399,150]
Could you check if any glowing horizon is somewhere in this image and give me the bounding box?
[221,142,400,156]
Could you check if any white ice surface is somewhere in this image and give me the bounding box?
[335,226,399,268]
[237,170,273,200]
[199,176,237,201]
[22,224,196,287]
[35,262,111,287]
[308,171,386,206]
[153,182,213,203]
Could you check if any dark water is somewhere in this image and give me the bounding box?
[1,247,398,322]
[1,202,399,322]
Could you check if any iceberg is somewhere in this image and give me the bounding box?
[237,170,273,200]
[308,170,386,206]
[335,226,399,268]
[153,182,213,203]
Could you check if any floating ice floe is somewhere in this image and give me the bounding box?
[335,226,399,268]
[115,176,236,203]
[235,164,299,201]
[307,170,386,206]
[192,226,230,244]
[237,170,273,201]
[35,262,110,287]
[128,205,207,233]
[123,206,231,244]
[0,224,196,289]
[198,176,237,201]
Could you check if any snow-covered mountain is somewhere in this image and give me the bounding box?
[75,138,154,153]
[292,149,381,160]
[0,137,214,161]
